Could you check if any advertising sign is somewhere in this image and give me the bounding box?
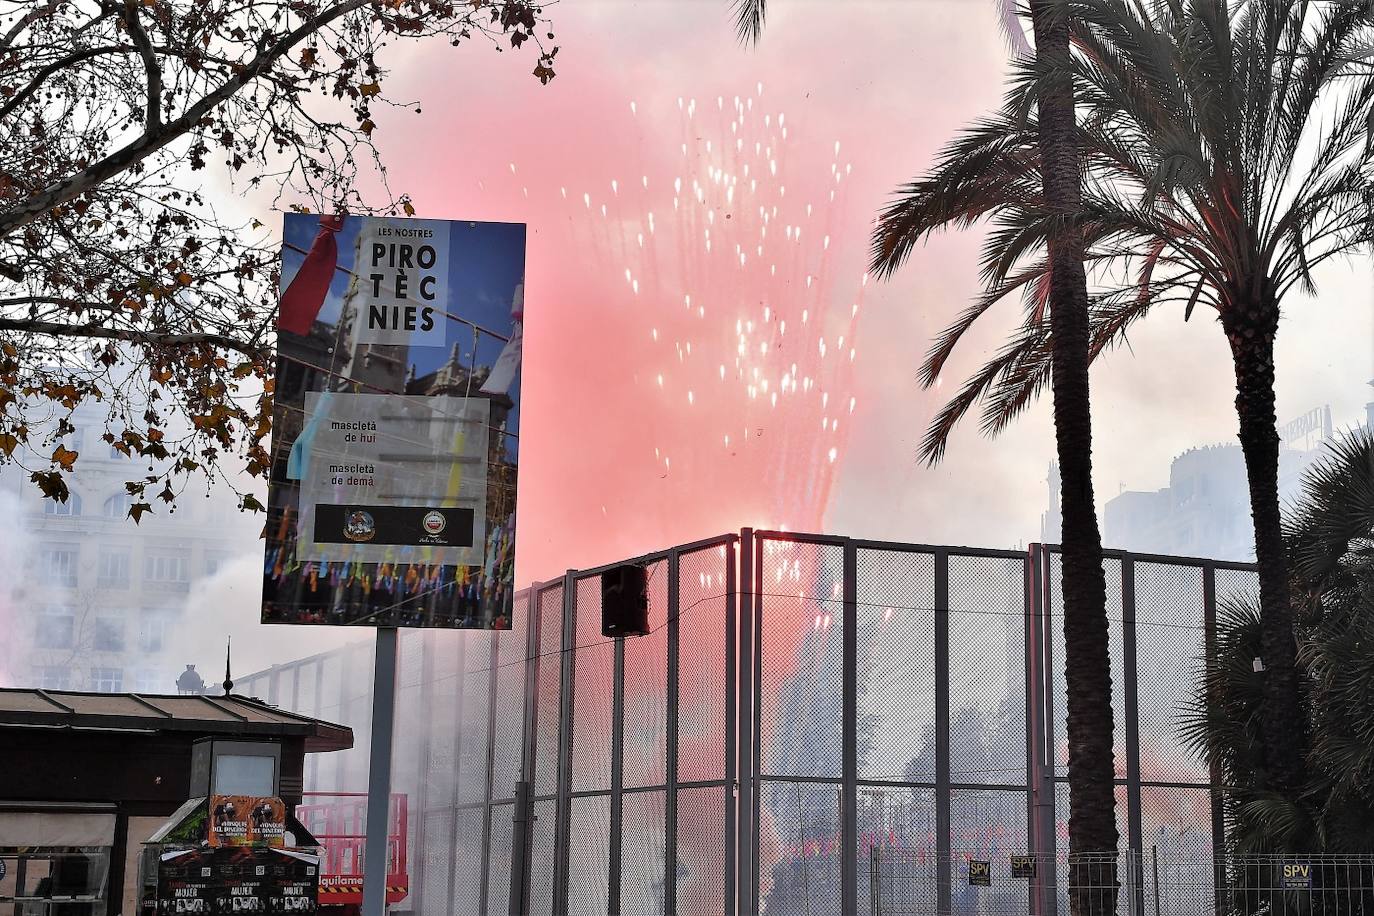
[208,796,286,848]
[968,860,991,887]
[157,847,318,915]
[1281,861,1313,889]
[265,215,526,629]
[1010,855,1036,878]
[157,849,214,914]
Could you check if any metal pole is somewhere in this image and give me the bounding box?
[842,539,859,916]
[737,528,755,916]
[934,550,951,916]
[362,626,400,916]
[1152,845,1160,916]
[1122,558,1145,916]
[665,550,682,916]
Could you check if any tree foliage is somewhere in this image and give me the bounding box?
[868,0,1373,463]
[1185,428,1374,855]
[0,0,555,516]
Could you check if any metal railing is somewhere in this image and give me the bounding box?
[868,850,1374,916]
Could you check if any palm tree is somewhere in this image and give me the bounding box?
[870,0,1374,796]
[736,1,1121,912]
[1185,427,1374,875]
[1019,4,1119,912]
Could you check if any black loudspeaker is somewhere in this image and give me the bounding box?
[601,564,650,637]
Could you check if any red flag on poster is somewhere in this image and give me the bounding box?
[278,214,345,335]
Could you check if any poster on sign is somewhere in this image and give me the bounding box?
[207,796,286,847]
[265,215,526,629]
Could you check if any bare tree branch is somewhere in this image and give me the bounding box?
[0,317,269,359]
[119,1,160,130]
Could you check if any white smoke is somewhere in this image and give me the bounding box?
[168,550,360,691]
[0,486,33,687]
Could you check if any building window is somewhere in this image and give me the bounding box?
[103,492,134,519]
[97,547,131,589]
[43,493,82,516]
[144,550,190,589]
[139,612,171,653]
[35,606,75,650]
[135,668,163,693]
[36,666,71,690]
[90,667,123,693]
[205,551,233,576]
[39,545,79,587]
[93,616,125,652]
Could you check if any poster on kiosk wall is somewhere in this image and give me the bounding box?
[264,214,526,629]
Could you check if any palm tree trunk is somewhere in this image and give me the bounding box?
[1224,295,1305,796]
[1028,1,1118,912]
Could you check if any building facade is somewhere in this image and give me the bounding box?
[1,401,255,693]
[1045,403,1361,562]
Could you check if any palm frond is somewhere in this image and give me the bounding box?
[731,0,765,47]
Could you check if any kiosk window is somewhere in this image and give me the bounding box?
[213,755,275,796]
[0,846,110,916]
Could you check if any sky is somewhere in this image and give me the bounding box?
[349,0,1372,579]
[5,0,1368,683]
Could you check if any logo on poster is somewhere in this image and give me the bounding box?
[422,511,447,535]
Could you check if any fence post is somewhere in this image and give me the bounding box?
[551,571,577,915]
[1202,563,1227,916]
[737,528,755,916]
[478,627,500,916]
[1151,845,1160,916]
[1028,544,1059,916]
[509,585,543,915]
[870,844,881,916]
[723,539,738,916]
[1122,557,1145,916]
[607,631,625,914]
[843,539,859,916]
[935,548,951,916]
[664,550,682,916]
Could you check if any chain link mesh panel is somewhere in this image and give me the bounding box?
[950,555,1027,788]
[566,794,612,916]
[1140,786,1214,916]
[1213,566,1259,613]
[621,789,668,914]
[571,575,615,794]
[487,801,515,915]
[424,632,461,811]
[451,805,485,915]
[677,784,727,916]
[677,545,731,784]
[856,548,935,783]
[857,784,938,868]
[758,780,842,916]
[491,595,529,801]
[527,798,557,916]
[623,559,669,790]
[759,538,844,779]
[458,632,493,804]
[949,788,1029,861]
[419,807,452,916]
[1135,563,1209,784]
[533,584,564,798]
[1049,555,1127,777]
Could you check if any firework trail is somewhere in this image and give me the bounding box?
[456,79,869,911]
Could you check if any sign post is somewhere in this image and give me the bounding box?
[362,627,399,916]
[267,214,527,915]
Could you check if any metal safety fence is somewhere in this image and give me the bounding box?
[237,530,1261,915]
[868,851,1374,916]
